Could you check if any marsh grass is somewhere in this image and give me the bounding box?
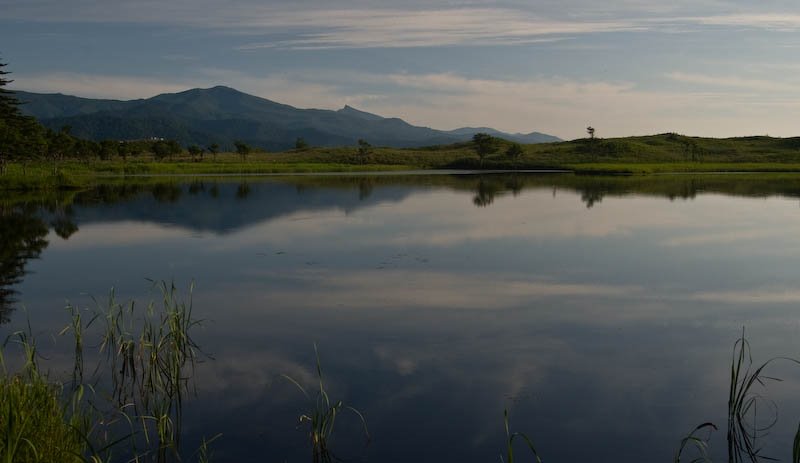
[0,326,85,463]
[675,422,718,463]
[0,281,214,463]
[672,329,800,463]
[86,281,206,461]
[502,409,542,463]
[283,344,370,463]
[725,330,800,463]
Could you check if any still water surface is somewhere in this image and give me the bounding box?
[5,172,800,462]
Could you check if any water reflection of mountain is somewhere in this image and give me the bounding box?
[67,180,418,234]
[49,173,800,233]
[6,172,800,323]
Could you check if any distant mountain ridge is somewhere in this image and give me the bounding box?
[14,86,561,150]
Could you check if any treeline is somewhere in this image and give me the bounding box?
[0,61,233,173]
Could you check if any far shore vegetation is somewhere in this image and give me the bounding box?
[8,133,800,191]
[7,60,800,190]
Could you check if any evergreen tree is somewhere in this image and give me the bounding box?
[0,58,46,171]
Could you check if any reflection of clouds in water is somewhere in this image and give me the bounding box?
[194,350,314,407]
[199,190,800,252]
[373,345,419,376]
[661,229,783,247]
[51,190,800,257]
[49,221,193,249]
[236,269,645,311]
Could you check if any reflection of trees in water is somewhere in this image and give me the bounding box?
[581,189,604,208]
[471,176,526,207]
[151,183,182,203]
[236,183,252,199]
[358,179,374,200]
[0,203,49,323]
[188,181,206,195]
[473,180,498,207]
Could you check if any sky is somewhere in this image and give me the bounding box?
[2,0,800,139]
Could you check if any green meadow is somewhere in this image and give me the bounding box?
[6,133,800,190]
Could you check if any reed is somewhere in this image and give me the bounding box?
[1,281,215,463]
[502,409,542,463]
[283,344,370,463]
[0,323,85,463]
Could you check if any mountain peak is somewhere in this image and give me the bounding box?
[206,85,239,93]
[337,104,384,121]
[18,87,561,149]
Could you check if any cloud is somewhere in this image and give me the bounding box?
[240,268,645,311]
[689,288,800,304]
[7,1,800,50]
[12,72,195,100]
[232,8,639,49]
[667,72,800,94]
[685,13,800,30]
[349,72,797,137]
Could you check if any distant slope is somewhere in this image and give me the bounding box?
[14,86,561,150]
[14,91,136,118]
[444,127,561,144]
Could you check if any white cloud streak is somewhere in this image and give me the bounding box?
[8,1,800,50]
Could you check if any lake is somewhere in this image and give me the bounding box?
[5,172,800,462]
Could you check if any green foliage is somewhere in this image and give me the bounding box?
[0,376,85,463]
[234,140,251,160]
[506,143,524,161]
[472,132,498,164]
[295,137,309,150]
[187,144,204,161]
[357,138,371,162]
[98,139,118,160]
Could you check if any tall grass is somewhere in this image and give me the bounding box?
[0,326,85,463]
[283,344,370,463]
[502,409,542,463]
[672,329,800,463]
[1,281,213,463]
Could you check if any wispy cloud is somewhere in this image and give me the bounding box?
[12,72,195,100]
[685,13,800,30]
[6,1,800,50]
[688,287,800,304]
[242,269,644,311]
[1,2,646,49]
[233,8,638,49]
[667,72,800,94]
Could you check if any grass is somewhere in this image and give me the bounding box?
[1,281,213,463]
[0,375,85,463]
[671,330,800,463]
[283,344,370,463]
[674,423,717,463]
[502,409,542,463]
[8,133,800,190]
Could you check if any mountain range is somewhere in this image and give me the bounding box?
[14,86,561,150]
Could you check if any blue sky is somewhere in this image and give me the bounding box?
[2,0,800,139]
